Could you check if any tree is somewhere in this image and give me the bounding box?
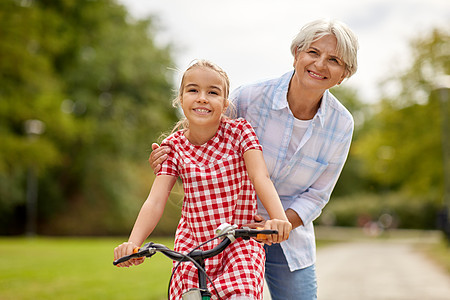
[329,85,370,196]
[0,0,179,235]
[353,28,450,197]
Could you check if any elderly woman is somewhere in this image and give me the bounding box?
[151,19,359,300]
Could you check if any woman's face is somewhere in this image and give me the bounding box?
[292,34,347,93]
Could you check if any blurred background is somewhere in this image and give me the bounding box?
[0,0,449,239]
[1,1,449,299]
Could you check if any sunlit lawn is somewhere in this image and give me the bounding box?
[0,236,375,300]
[1,233,446,300]
[0,236,332,300]
[0,237,174,300]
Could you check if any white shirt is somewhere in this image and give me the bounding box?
[286,117,311,161]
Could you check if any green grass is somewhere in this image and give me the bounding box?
[0,236,340,300]
[0,237,174,300]
[420,237,450,273]
[2,234,445,300]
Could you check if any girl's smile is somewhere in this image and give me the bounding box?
[193,108,211,114]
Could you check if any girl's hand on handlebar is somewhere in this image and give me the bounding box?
[114,242,144,268]
[149,143,170,174]
[264,219,292,244]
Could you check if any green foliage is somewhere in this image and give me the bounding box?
[352,29,449,197]
[0,0,178,235]
[1,0,448,234]
[319,192,441,229]
[353,98,443,194]
[326,28,449,231]
[383,28,450,108]
[329,86,371,196]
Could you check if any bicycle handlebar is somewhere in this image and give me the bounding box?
[113,227,278,266]
[234,227,278,239]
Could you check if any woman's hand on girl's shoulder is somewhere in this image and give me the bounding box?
[149,143,170,173]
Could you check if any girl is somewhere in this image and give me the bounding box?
[114,60,291,299]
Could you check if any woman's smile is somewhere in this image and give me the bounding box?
[307,70,326,80]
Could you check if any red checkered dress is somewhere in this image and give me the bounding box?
[157,118,265,300]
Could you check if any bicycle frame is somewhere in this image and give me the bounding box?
[113,225,277,300]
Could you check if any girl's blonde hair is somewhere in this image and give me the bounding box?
[171,59,231,133]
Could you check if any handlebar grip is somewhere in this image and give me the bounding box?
[256,227,278,240]
[113,247,143,266]
[256,233,266,240]
[113,255,133,265]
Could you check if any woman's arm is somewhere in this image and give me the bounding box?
[243,149,292,243]
[285,208,304,228]
[114,175,177,267]
[288,127,353,226]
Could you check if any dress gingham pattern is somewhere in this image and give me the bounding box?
[158,118,265,300]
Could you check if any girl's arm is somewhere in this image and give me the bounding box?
[243,149,292,243]
[114,175,177,267]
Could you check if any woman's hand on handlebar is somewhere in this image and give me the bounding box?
[264,219,292,245]
[114,242,144,268]
[242,214,266,230]
[149,143,170,174]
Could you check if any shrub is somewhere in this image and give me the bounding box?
[318,192,443,230]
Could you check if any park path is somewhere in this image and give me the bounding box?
[264,228,450,299]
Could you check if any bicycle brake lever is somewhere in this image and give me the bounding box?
[215,223,238,242]
[138,242,157,258]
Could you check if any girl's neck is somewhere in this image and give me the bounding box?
[184,122,221,146]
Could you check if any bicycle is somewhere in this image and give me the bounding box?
[113,223,277,300]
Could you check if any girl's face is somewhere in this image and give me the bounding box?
[292,34,347,93]
[180,66,228,128]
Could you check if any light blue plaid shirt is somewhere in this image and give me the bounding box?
[230,71,354,270]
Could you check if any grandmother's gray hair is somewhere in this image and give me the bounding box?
[290,19,359,78]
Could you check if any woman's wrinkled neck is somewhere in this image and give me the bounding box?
[287,77,322,120]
